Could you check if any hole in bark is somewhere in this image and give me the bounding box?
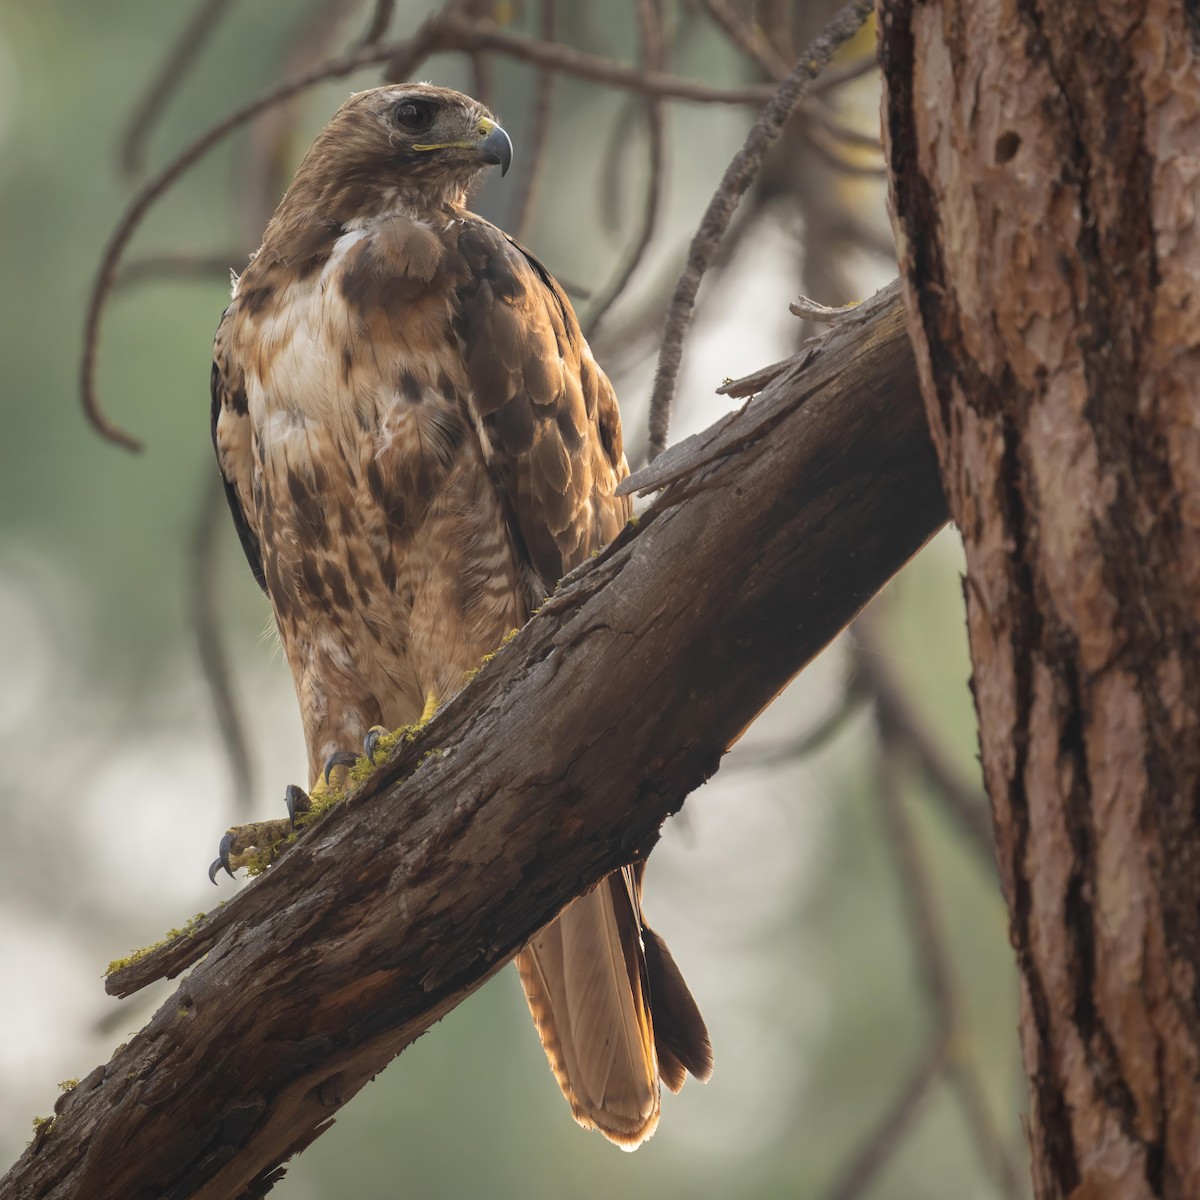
[995,131,1021,164]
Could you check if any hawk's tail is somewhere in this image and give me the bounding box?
[514,867,713,1149]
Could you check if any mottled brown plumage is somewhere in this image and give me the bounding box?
[211,83,711,1146]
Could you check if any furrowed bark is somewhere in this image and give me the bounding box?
[2,282,945,1200]
[880,2,1200,1196]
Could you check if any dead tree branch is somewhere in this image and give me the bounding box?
[5,282,944,1200]
[646,0,874,459]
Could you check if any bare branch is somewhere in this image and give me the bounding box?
[872,668,1025,1198]
[357,0,396,47]
[876,723,956,1025]
[645,0,875,460]
[510,0,559,240]
[854,631,996,874]
[756,0,794,63]
[946,1058,1028,1200]
[803,121,889,177]
[112,252,241,292]
[433,13,779,103]
[119,0,237,176]
[820,1036,950,1200]
[584,0,667,337]
[788,294,871,324]
[703,0,790,79]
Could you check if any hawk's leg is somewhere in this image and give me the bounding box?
[208,812,294,883]
[363,689,440,765]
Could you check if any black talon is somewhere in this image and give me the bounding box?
[285,783,311,828]
[364,729,383,765]
[323,750,358,785]
[208,832,236,884]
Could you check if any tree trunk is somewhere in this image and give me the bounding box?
[880,2,1200,1197]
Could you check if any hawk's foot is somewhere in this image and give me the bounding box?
[207,816,293,883]
[207,777,345,884]
[362,690,441,767]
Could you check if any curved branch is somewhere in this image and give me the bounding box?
[645,0,874,460]
[584,0,666,337]
[119,0,237,176]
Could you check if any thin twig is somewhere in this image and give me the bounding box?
[190,472,255,817]
[788,294,872,325]
[434,14,779,104]
[803,121,889,177]
[120,0,237,176]
[113,252,242,292]
[947,1058,1028,1200]
[511,0,559,240]
[703,0,790,79]
[462,0,497,110]
[644,0,874,460]
[239,0,357,242]
[755,0,793,64]
[820,1035,950,1200]
[357,0,396,46]
[876,729,956,1024]
[584,0,666,337]
[801,101,883,151]
[854,635,996,874]
[873,681,1025,1199]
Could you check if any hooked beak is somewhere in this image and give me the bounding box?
[475,120,513,177]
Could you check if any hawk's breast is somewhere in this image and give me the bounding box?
[220,213,527,715]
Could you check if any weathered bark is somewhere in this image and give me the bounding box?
[2,284,946,1200]
[880,2,1200,1197]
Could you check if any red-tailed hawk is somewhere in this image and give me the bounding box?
[209,83,712,1147]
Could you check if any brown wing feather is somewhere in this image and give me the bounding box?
[452,219,631,591]
[210,305,264,591]
[454,220,711,1145]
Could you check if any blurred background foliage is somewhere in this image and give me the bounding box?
[0,1,1029,1195]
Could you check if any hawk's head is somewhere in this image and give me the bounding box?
[289,83,513,218]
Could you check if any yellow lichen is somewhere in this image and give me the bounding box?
[242,842,284,877]
[57,1079,79,1093]
[105,913,208,977]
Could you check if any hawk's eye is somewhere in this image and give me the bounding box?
[392,100,436,133]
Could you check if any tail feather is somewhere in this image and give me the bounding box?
[642,924,714,1090]
[515,866,711,1148]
